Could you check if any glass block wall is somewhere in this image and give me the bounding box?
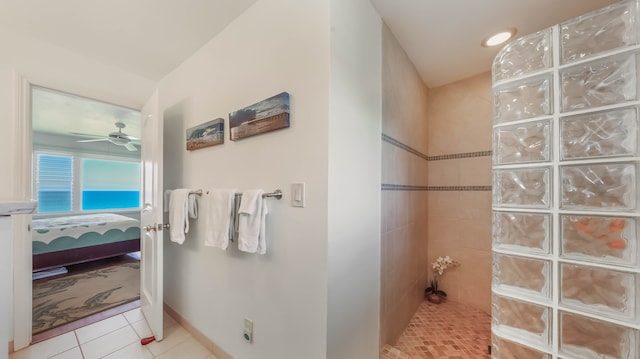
[491,1,640,358]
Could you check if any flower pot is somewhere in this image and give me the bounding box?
[427,293,442,304]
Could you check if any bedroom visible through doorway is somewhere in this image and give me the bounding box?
[30,86,143,341]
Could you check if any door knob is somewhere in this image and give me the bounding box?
[144,224,157,232]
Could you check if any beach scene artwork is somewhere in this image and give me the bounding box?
[229,92,290,141]
[186,117,224,151]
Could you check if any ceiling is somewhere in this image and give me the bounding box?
[370,0,618,87]
[2,0,619,136]
[32,86,141,138]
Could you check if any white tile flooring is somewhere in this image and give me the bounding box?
[10,309,219,359]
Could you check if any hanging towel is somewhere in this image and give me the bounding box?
[188,193,198,219]
[237,189,268,254]
[169,189,191,244]
[165,190,198,218]
[163,190,172,212]
[202,188,237,250]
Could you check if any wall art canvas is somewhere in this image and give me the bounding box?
[229,92,290,141]
[186,117,224,151]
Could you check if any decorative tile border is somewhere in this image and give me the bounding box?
[381,134,428,161]
[382,184,429,191]
[428,185,492,191]
[428,150,492,161]
[382,184,492,191]
[381,134,492,192]
[382,133,492,161]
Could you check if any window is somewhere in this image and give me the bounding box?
[36,154,73,213]
[35,152,140,213]
[81,158,140,210]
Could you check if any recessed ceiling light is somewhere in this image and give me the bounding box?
[482,28,517,47]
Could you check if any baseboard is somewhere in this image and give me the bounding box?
[163,303,232,359]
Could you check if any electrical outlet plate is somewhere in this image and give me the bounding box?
[243,318,253,343]
[291,183,305,207]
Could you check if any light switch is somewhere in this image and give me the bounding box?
[291,183,305,207]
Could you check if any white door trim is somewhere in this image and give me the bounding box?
[12,72,33,350]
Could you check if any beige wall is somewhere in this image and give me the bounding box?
[380,25,429,346]
[427,72,493,314]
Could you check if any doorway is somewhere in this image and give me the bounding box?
[29,86,143,342]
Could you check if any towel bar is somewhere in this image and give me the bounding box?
[189,189,283,199]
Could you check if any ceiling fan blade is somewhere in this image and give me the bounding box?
[124,142,137,151]
[70,132,104,138]
[77,138,109,143]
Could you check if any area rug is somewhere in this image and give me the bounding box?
[32,261,140,334]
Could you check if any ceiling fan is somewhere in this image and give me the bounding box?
[74,121,139,151]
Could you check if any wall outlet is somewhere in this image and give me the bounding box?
[243,318,253,343]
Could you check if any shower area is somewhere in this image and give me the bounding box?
[381,1,639,358]
[380,20,494,356]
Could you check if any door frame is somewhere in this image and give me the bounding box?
[11,75,152,350]
[13,73,33,350]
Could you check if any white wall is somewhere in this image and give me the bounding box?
[327,0,382,358]
[0,32,155,109]
[0,69,17,201]
[158,0,382,357]
[157,0,331,357]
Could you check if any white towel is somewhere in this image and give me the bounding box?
[163,190,172,212]
[188,193,198,219]
[169,189,191,244]
[237,189,268,254]
[202,188,237,250]
[166,190,198,218]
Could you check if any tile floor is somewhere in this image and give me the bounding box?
[383,300,491,359]
[10,308,218,359]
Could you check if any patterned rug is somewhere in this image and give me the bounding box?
[32,261,140,334]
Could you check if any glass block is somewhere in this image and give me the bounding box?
[494,120,551,164]
[493,212,551,255]
[561,52,638,112]
[494,75,552,123]
[560,162,636,210]
[493,253,551,299]
[492,295,551,347]
[561,1,637,64]
[560,263,637,322]
[493,167,551,209]
[493,28,552,82]
[492,335,551,359]
[561,215,638,266]
[560,107,639,160]
[560,311,638,359]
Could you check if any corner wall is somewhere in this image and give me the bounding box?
[327,0,382,358]
[380,25,430,346]
[426,72,493,314]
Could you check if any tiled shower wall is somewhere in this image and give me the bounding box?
[381,25,495,346]
[426,73,494,314]
[380,25,430,346]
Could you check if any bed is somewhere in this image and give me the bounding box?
[32,213,141,271]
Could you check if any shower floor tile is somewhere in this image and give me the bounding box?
[394,300,491,359]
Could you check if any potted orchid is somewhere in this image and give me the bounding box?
[425,256,459,304]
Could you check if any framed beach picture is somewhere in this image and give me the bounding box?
[229,92,290,141]
[186,118,224,151]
